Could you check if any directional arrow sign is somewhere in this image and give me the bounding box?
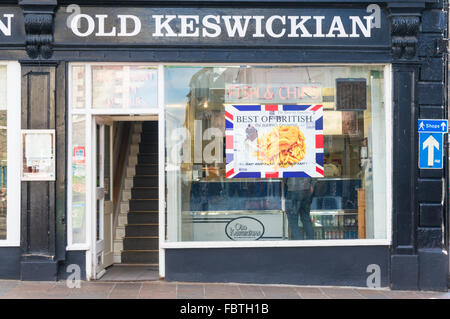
[423,134,439,166]
[418,119,448,133]
[419,132,443,169]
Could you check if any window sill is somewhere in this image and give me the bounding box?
[161,239,391,249]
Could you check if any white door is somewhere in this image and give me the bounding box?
[92,117,114,279]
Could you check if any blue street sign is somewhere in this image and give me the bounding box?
[418,119,448,133]
[419,132,443,169]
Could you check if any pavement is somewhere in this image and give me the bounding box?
[0,279,449,299]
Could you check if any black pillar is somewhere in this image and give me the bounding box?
[18,0,64,281]
[389,2,449,291]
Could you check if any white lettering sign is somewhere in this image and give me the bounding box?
[0,14,13,36]
[68,14,376,39]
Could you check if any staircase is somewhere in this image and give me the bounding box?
[115,121,159,265]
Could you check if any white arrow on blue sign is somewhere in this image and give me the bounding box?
[418,119,448,133]
[419,132,443,169]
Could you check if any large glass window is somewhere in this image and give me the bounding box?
[165,65,388,242]
[71,115,86,244]
[0,66,6,240]
[0,62,20,245]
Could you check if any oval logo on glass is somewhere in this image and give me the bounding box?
[225,217,265,241]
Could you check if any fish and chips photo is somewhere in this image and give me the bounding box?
[254,125,306,169]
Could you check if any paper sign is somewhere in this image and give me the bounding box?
[225,104,324,178]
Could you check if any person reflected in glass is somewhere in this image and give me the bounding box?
[285,178,315,240]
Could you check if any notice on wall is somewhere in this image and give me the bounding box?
[225,104,324,178]
[21,130,55,181]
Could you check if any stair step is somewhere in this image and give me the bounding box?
[123,237,159,250]
[139,143,159,153]
[130,199,159,211]
[128,211,159,224]
[132,187,159,199]
[142,122,158,131]
[134,176,158,187]
[121,250,159,264]
[138,153,158,164]
[125,224,158,237]
[135,164,158,175]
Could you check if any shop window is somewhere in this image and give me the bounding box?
[71,115,86,244]
[0,66,6,240]
[0,62,20,245]
[165,65,389,242]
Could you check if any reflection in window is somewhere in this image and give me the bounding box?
[72,65,85,109]
[72,115,86,244]
[0,66,6,240]
[165,65,387,242]
[92,65,158,109]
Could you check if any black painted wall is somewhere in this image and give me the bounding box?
[165,247,390,287]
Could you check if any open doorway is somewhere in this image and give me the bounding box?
[91,116,160,281]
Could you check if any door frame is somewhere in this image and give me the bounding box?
[67,63,166,281]
[88,113,163,280]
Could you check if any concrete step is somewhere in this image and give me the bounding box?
[121,250,159,264]
[123,237,159,250]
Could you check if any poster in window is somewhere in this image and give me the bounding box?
[21,130,55,181]
[225,104,324,178]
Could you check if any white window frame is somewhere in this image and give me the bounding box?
[0,61,21,247]
[67,63,161,253]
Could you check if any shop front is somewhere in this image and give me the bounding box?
[0,0,448,291]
